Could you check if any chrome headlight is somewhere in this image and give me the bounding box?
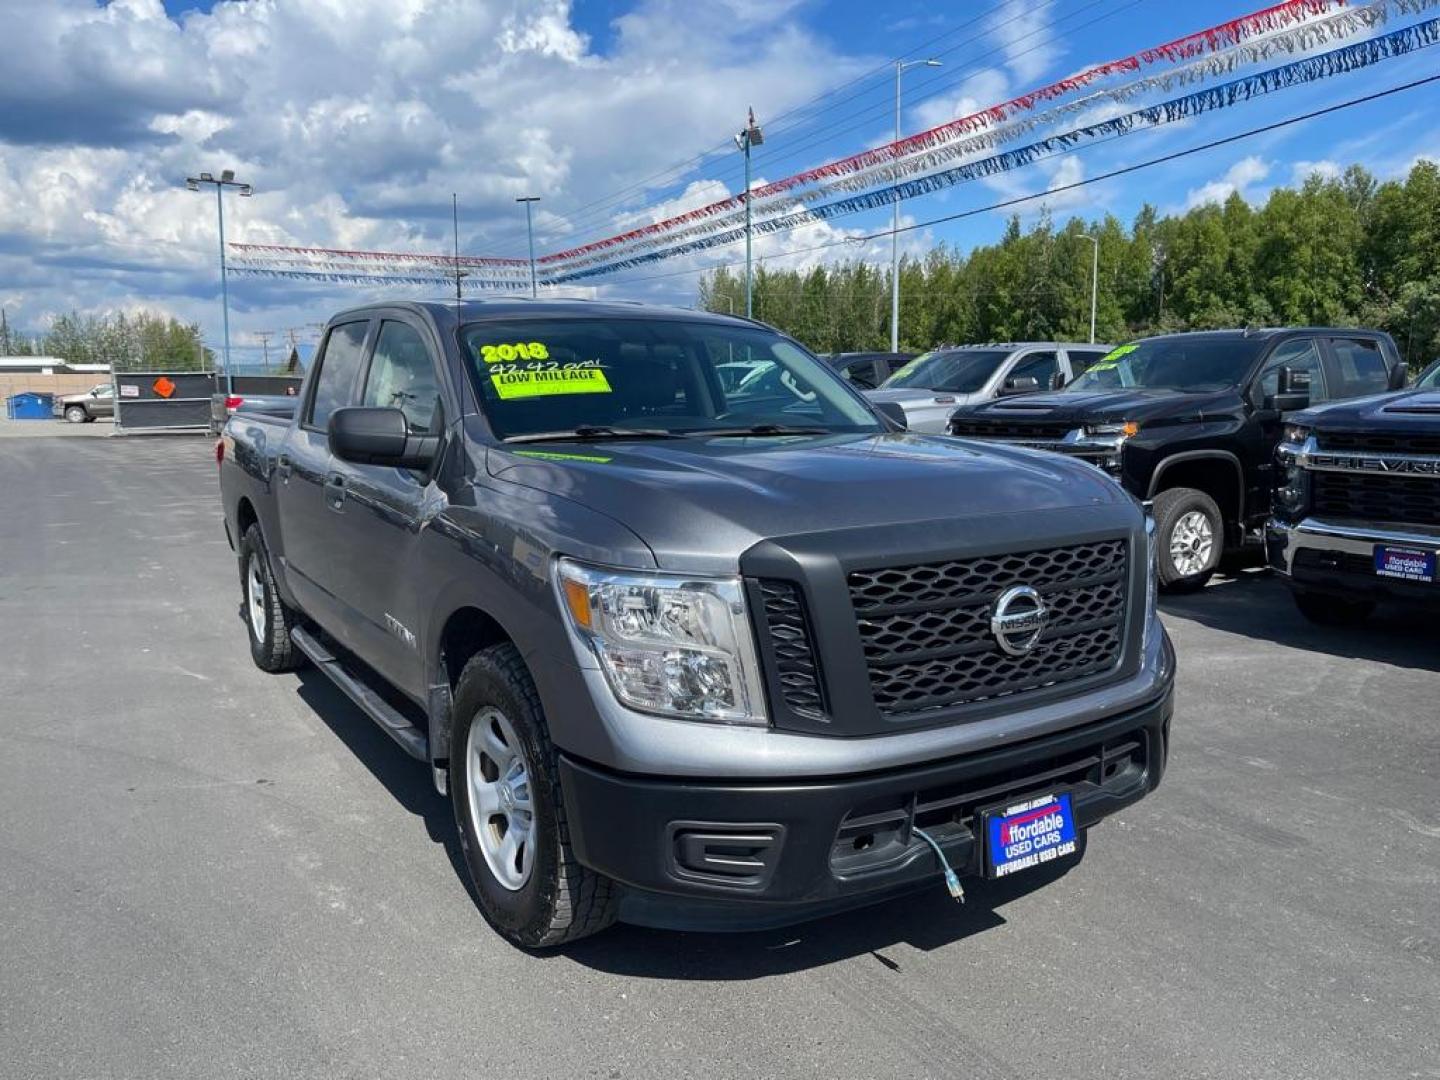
[1281,422,1311,447]
[1081,421,1139,445]
[556,559,767,726]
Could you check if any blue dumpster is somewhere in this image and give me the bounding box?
[6,392,55,420]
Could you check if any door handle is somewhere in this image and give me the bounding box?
[276,455,293,482]
[325,472,347,512]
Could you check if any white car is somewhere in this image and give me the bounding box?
[866,343,1113,432]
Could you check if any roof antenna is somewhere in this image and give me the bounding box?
[451,193,464,310]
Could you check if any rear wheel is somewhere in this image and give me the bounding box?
[1293,588,1374,627]
[1153,487,1223,593]
[238,523,301,672]
[64,405,88,424]
[451,643,617,948]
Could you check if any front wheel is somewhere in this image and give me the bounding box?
[1293,588,1374,627]
[64,405,88,424]
[451,643,617,948]
[1153,487,1223,593]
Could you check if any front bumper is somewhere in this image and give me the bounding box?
[1266,517,1440,604]
[559,683,1173,930]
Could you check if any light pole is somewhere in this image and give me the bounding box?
[892,59,941,353]
[517,196,540,298]
[186,170,251,393]
[1079,233,1099,344]
[733,108,765,318]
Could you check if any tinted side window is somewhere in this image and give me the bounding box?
[1328,338,1390,399]
[1257,338,1327,405]
[1066,349,1110,374]
[308,321,369,430]
[1009,351,1059,387]
[841,358,881,389]
[363,321,442,434]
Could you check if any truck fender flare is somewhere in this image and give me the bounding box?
[1146,450,1246,523]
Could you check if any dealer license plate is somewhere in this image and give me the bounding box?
[1374,545,1436,583]
[983,792,1078,879]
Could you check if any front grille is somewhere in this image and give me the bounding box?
[949,419,1072,440]
[1312,471,1440,528]
[758,580,825,720]
[848,539,1128,716]
[1318,431,1440,456]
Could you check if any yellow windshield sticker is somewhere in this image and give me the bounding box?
[513,450,613,464]
[480,342,551,363]
[491,366,612,399]
[1099,344,1137,362]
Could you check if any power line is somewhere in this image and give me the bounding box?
[548,0,1020,232]
[548,0,1135,246]
[592,75,1440,290]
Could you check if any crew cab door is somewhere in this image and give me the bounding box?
[324,316,451,700]
[274,318,373,636]
[1243,336,1328,519]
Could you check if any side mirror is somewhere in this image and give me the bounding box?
[873,400,908,431]
[329,407,439,469]
[1271,366,1311,412]
[1388,363,1408,391]
[999,375,1041,397]
[1049,371,1067,391]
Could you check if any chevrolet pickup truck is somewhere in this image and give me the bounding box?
[1268,387,1440,623]
[218,299,1174,947]
[949,329,1406,592]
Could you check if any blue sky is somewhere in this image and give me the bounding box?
[2,0,1438,365]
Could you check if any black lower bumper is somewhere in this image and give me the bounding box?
[559,686,1172,930]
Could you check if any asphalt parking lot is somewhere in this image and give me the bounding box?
[2,435,1437,1080]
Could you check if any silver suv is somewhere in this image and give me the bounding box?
[866,343,1113,433]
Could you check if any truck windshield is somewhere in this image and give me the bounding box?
[1417,361,1439,389]
[461,318,881,440]
[1065,338,1265,392]
[880,350,1009,393]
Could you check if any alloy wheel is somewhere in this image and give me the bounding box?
[467,707,536,891]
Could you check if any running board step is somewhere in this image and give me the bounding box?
[290,626,428,761]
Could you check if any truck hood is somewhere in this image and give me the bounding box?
[1297,389,1440,432]
[865,387,983,410]
[953,387,1235,426]
[486,432,1127,573]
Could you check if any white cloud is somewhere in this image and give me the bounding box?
[988,0,1061,85]
[1184,156,1272,209]
[0,0,868,335]
[1290,159,1342,185]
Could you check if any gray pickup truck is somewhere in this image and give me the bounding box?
[218,299,1174,947]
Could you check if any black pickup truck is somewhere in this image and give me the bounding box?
[218,298,1173,947]
[949,329,1406,591]
[1267,387,1440,623]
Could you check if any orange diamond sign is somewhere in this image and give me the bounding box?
[152,376,176,399]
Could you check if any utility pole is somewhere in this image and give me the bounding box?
[1079,233,1099,344]
[891,59,942,353]
[0,307,9,356]
[517,196,540,298]
[185,170,252,394]
[734,108,764,319]
[254,330,273,371]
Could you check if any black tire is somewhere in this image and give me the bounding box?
[64,405,88,424]
[450,643,617,948]
[1153,487,1223,593]
[1292,588,1374,627]
[238,523,301,672]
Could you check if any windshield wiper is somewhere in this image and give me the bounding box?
[679,424,835,437]
[505,425,687,444]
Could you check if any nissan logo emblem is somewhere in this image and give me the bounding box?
[991,585,1048,656]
